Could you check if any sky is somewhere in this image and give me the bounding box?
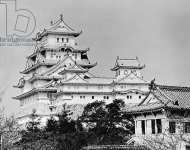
[1,0,190,116]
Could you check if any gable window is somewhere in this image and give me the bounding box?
[141,120,145,135]
[169,121,176,133]
[156,119,162,133]
[184,122,190,133]
[81,53,88,59]
[151,119,155,134]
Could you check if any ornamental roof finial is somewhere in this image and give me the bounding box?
[149,78,156,91]
[50,20,53,25]
[60,14,63,21]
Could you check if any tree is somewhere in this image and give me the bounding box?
[79,100,135,145]
[20,109,42,144]
[45,116,58,133]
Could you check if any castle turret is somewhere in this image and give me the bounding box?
[111,56,145,80]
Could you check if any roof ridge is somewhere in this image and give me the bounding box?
[158,84,190,90]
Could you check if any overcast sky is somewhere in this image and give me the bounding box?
[1,0,190,116]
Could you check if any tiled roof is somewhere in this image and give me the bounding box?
[157,85,190,108]
[35,15,81,40]
[57,75,113,85]
[13,87,57,100]
[20,60,57,74]
[125,84,190,114]
[111,57,145,71]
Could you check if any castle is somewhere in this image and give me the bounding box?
[13,15,149,125]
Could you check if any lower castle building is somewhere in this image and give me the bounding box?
[13,15,150,125]
[125,81,190,150]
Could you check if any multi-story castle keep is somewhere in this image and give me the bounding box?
[13,15,149,125]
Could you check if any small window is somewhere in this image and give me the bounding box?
[169,121,176,133]
[130,95,132,99]
[66,38,69,43]
[49,107,53,112]
[139,95,141,99]
[57,38,59,42]
[127,95,129,99]
[83,96,85,99]
[62,38,64,42]
[107,96,109,99]
[103,96,106,99]
[92,96,94,99]
[80,96,82,99]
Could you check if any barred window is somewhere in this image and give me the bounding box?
[141,120,145,135]
[151,119,155,134]
[156,119,162,133]
[186,145,190,150]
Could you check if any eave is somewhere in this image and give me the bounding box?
[58,82,112,86]
[58,69,88,75]
[114,82,149,86]
[35,30,82,41]
[28,75,61,82]
[111,65,145,71]
[20,62,56,74]
[125,105,190,116]
[13,88,57,100]
[79,62,97,69]
[125,106,164,115]
[56,91,113,97]
[13,85,24,88]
